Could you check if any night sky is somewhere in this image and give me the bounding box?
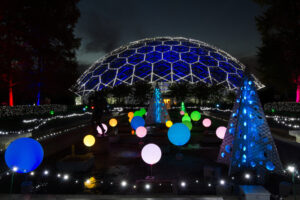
[75,0,263,68]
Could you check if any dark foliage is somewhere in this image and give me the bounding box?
[0,0,81,105]
[254,0,300,100]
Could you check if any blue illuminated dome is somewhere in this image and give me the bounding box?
[73,37,263,96]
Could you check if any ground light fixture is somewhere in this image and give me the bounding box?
[219,179,225,185]
[145,183,151,190]
[287,165,296,173]
[121,180,127,187]
[180,181,186,187]
[63,174,69,180]
[12,166,18,172]
[286,165,298,200]
[244,173,251,180]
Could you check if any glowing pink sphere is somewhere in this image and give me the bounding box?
[141,143,162,165]
[180,110,185,115]
[97,123,108,135]
[202,118,212,127]
[136,126,147,138]
[216,126,226,139]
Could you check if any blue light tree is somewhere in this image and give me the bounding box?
[146,85,170,125]
[218,76,282,176]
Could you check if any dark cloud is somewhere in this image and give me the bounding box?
[75,0,263,65]
[80,12,120,53]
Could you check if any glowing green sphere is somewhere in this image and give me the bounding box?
[182,115,191,122]
[140,108,147,115]
[134,110,143,117]
[191,111,201,121]
[182,120,192,130]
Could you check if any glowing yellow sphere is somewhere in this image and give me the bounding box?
[166,120,173,128]
[109,118,118,127]
[128,112,134,118]
[83,135,95,147]
[84,177,96,189]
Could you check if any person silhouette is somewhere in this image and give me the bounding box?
[90,91,109,136]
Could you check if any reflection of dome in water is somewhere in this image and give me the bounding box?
[73,37,264,96]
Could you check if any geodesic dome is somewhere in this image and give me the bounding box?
[72,37,263,96]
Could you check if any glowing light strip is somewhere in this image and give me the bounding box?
[0,112,91,136]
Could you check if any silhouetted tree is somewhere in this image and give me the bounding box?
[0,0,81,105]
[168,82,191,103]
[191,82,210,104]
[131,81,152,105]
[111,84,132,104]
[254,0,300,100]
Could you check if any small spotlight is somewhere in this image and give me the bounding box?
[6,172,10,176]
[180,181,186,187]
[110,182,113,185]
[159,183,162,186]
[75,180,78,183]
[244,173,251,179]
[121,180,127,187]
[145,183,151,190]
[208,183,212,187]
[12,166,18,172]
[30,172,35,176]
[133,185,137,189]
[220,179,225,185]
[63,174,69,180]
[231,176,235,180]
[195,180,199,183]
[44,170,49,175]
[85,179,90,184]
[57,173,61,178]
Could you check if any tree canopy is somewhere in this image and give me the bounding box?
[254,0,300,100]
[0,0,80,105]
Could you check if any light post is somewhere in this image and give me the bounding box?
[287,165,297,200]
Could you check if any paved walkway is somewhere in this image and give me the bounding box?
[0,194,227,200]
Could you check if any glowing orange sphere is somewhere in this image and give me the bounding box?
[128,112,134,118]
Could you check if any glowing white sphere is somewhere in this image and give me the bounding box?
[202,118,212,127]
[141,143,162,165]
[136,126,147,138]
[97,124,108,135]
[216,126,226,139]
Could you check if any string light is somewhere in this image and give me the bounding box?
[266,115,300,129]
[0,112,91,136]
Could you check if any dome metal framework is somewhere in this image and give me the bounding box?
[73,37,263,96]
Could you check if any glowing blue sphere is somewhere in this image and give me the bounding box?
[130,116,145,130]
[167,123,191,146]
[5,138,44,173]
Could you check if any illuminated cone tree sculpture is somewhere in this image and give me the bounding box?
[146,86,170,125]
[218,76,282,175]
